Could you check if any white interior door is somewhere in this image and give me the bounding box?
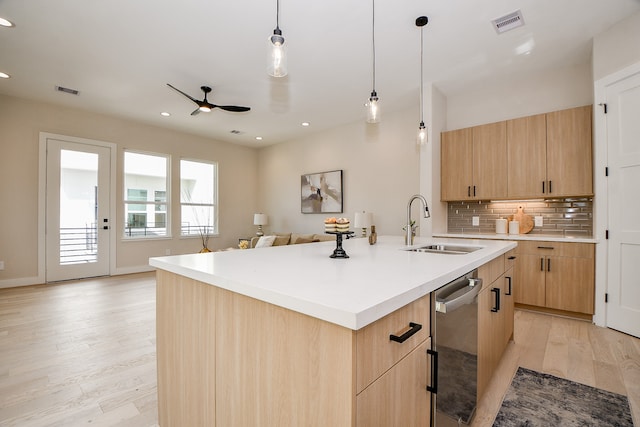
[46,138,111,282]
[606,70,640,338]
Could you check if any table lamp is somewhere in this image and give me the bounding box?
[354,211,373,238]
[254,213,268,237]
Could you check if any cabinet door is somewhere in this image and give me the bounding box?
[545,256,595,314]
[514,254,546,307]
[546,105,593,197]
[356,339,431,427]
[441,128,473,201]
[507,114,547,198]
[477,282,504,399]
[503,270,515,345]
[473,121,508,199]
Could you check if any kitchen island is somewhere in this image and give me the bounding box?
[149,236,516,427]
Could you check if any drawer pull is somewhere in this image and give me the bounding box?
[508,256,516,260]
[537,246,555,250]
[389,322,422,343]
[427,349,438,394]
[491,288,501,312]
[505,276,512,295]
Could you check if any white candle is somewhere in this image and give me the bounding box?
[509,221,520,235]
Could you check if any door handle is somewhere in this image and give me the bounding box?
[540,257,544,271]
[548,180,552,193]
[389,322,422,343]
[427,349,438,393]
[542,181,545,193]
[103,226,109,230]
[467,186,471,197]
[505,276,512,295]
[473,185,476,197]
[491,288,501,312]
[547,258,551,272]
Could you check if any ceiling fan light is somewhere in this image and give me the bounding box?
[417,121,427,145]
[366,91,380,124]
[199,106,211,113]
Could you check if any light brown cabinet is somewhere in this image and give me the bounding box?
[441,122,507,201]
[156,269,432,427]
[443,105,593,201]
[477,254,514,399]
[513,241,595,315]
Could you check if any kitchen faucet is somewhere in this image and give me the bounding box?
[406,194,430,246]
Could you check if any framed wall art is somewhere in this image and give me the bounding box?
[300,170,343,213]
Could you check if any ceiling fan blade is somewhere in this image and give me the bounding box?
[190,108,201,116]
[217,105,251,112]
[167,83,199,103]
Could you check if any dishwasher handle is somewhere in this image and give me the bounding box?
[435,278,483,314]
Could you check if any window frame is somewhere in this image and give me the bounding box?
[179,158,218,238]
[123,150,171,240]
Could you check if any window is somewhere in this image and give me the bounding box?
[180,159,217,237]
[124,151,169,238]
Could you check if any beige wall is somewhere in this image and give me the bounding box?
[444,62,594,130]
[256,107,422,237]
[593,11,640,81]
[0,94,258,285]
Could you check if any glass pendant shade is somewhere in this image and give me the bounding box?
[267,28,287,77]
[366,91,380,123]
[417,121,427,145]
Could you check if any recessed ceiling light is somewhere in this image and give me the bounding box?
[0,17,15,27]
[0,72,10,79]
[301,122,310,127]
[255,136,263,140]
[160,112,170,117]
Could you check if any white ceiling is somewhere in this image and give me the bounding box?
[1,0,639,147]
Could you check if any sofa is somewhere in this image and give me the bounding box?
[250,232,335,249]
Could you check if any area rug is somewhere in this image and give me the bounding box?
[493,367,634,426]
[436,345,477,424]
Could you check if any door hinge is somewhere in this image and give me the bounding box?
[605,293,609,303]
[605,167,609,177]
[599,103,608,114]
[606,230,609,239]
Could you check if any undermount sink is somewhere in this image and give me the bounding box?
[404,244,483,255]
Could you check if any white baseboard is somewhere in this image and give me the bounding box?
[0,276,45,289]
[113,265,156,276]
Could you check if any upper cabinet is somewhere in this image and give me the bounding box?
[442,105,593,202]
[441,122,507,201]
[545,105,593,197]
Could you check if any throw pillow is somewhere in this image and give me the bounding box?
[254,235,276,248]
[272,233,291,246]
[294,237,320,244]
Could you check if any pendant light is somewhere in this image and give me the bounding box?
[366,0,380,123]
[267,0,287,77]
[416,16,429,145]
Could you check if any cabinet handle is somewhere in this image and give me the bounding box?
[537,246,555,250]
[542,181,545,194]
[547,259,551,272]
[505,276,512,295]
[549,180,553,193]
[389,322,422,343]
[491,288,501,312]
[473,185,476,197]
[540,257,544,271]
[467,186,471,197]
[508,256,516,260]
[427,349,438,393]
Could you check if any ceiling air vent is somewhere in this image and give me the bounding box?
[230,130,243,135]
[491,10,525,34]
[55,85,80,95]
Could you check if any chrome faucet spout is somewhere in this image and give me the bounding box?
[406,194,430,246]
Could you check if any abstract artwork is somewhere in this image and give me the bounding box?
[301,170,343,213]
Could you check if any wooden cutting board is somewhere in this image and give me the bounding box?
[508,205,534,234]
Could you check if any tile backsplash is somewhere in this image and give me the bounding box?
[447,198,593,237]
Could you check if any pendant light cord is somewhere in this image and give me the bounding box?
[372,0,376,93]
[419,25,424,121]
[276,0,280,30]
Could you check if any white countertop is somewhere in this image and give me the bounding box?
[433,232,597,244]
[149,236,516,330]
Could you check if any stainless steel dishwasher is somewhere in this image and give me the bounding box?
[430,269,482,426]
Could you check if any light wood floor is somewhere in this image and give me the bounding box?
[1,273,638,426]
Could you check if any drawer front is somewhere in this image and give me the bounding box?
[516,240,594,258]
[356,294,430,394]
[505,249,517,270]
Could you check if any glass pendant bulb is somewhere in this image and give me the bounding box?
[417,121,427,145]
[267,27,287,77]
[366,91,380,124]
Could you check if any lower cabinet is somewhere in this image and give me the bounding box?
[513,241,594,315]
[477,254,515,399]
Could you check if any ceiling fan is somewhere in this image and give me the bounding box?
[167,84,250,116]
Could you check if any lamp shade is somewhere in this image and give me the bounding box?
[253,213,268,226]
[354,212,373,228]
